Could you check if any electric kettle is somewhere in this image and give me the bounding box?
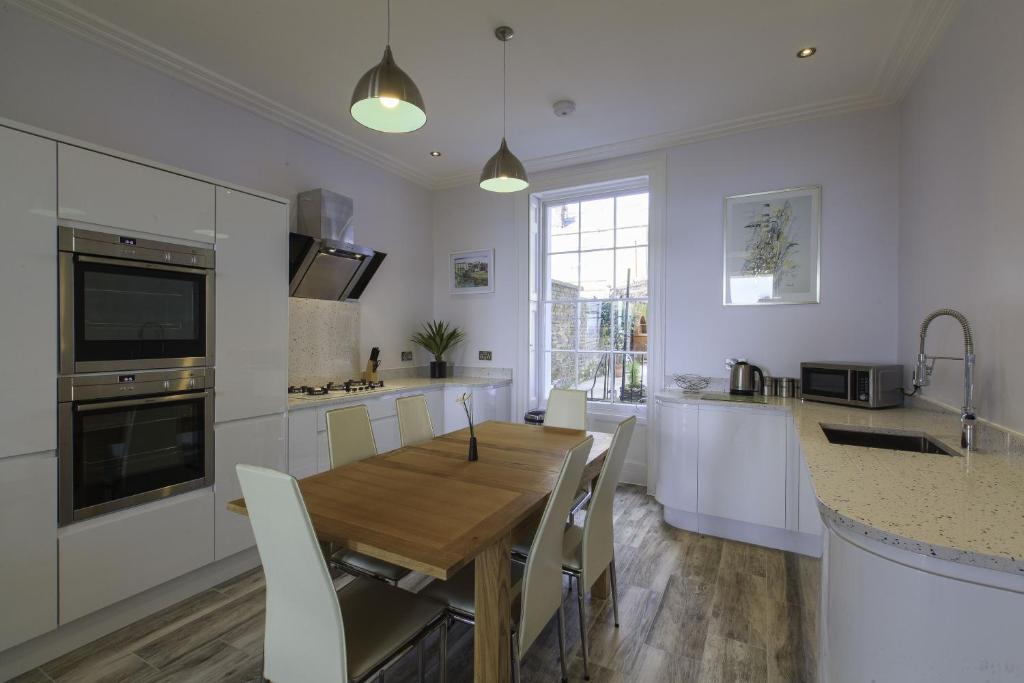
[729,360,764,395]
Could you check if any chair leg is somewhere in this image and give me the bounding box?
[438,617,449,683]
[511,631,522,683]
[555,604,569,683]
[576,574,590,681]
[609,556,621,628]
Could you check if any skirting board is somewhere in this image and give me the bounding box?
[0,547,260,681]
[664,506,823,558]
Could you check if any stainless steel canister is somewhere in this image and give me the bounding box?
[777,377,797,398]
[761,377,776,396]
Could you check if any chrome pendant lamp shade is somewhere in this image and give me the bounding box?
[480,26,529,193]
[350,0,426,133]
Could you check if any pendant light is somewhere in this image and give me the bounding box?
[480,26,529,193]
[350,0,426,133]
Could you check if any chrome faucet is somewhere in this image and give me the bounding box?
[912,308,977,450]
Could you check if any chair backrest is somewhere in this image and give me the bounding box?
[518,436,593,656]
[396,394,434,447]
[544,388,587,430]
[326,404,377,469]
[581,416,636,590]
[236,465,348,683]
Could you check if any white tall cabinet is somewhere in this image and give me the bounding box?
[0,126,57,651]
[213,187,289,561]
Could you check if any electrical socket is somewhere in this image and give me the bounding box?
[401,351,413,362]
[479,350,492,361]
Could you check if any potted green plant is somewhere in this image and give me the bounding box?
[409,321,466,378]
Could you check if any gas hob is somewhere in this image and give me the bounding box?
[288,379,388,400]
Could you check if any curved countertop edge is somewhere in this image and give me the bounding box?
[288,377,512,411]
[654,390,1024,578]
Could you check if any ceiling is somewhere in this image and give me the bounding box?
[16,0,958,188]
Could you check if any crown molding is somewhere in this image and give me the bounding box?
[8,0,434,187]
[12,0,960,192]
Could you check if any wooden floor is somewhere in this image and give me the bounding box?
[13,486,820,683]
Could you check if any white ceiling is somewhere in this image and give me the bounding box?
[18,0,958,187]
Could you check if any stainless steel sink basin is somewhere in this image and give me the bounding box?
[819,424,960,456]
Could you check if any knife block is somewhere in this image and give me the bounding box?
[361,360,379,383]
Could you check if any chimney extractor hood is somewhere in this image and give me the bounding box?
[289,189,386,301]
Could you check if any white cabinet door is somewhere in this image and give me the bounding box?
[472,386,497,424]
[0,128,56,459]
[58,144,215,242]
[215,188,288,423]
[494,384,512,422]
[0,452,57,650]
[317,430,331,473]
[288,408,318,479]
[697,405,787,529]
[372,415,402,454]
[798,453,823,536]
[215,414,287,560]
[59,489,214,624]
[424,389,445,436]
[655,401,699,513]
[443,386,471,434]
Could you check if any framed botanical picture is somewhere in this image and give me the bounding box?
[723,186,821,305]
[450,249,495,294]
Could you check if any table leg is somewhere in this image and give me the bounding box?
[474,532,512,683]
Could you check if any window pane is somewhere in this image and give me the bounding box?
[578,353,613,402]
[580,197,613,232]
[624,301,649,353]
[548,253,579,296]
[547,302,578,351]
[616,225,647,248]
[615,247,648,292]
[548,351,577,390]
[580,249,614,299]
[578,302,615,351]
[548,203,578,253]
[616,193,649,228]
[614,353,648,404]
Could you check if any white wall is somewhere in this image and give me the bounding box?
[898,0,1024,433]
[0,7,432,372]
[433,107,901,388]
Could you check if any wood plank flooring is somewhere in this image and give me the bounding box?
[12,486,820,683]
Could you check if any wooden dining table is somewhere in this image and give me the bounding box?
[228,420,612,683]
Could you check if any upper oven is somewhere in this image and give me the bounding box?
[58,368,214,526]
[58,225,215,374]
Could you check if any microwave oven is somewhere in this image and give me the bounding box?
[799,362,904,409]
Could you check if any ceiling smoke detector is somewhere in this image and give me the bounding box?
[552,100,576,118]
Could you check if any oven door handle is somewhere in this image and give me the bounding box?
[75,254,211,276]
[74,391,212,412]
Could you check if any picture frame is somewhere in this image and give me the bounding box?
[723,186,821,306]
[450,248,495,294]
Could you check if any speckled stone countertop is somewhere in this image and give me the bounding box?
[656,389,1024,575]
[287,377,512,411]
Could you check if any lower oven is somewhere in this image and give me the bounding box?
[58,368,214,526]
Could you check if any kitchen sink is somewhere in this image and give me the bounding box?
[819,424,960,456]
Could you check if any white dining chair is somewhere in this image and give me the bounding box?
[326,405,412,587]
[396,394,435,447]
[545,388,591,516]
[514,416,636,680]
[235,464,446,683]
[421,435,594,683]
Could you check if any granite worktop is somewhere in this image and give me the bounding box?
[655,389,1024,575]
[287,376,512,411]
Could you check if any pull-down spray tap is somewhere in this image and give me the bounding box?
[912,309,976,450]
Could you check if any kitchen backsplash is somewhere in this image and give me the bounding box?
[289,298,360,386]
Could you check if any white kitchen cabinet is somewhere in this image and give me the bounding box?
[424,389,445,435]
[0,452,57,650]
[288,407,318,479]
[473,384,512,424]
[798,453,823,536]
[372,415,402,454]
[0,127,56,459]
[57,144,215,242]
[317,430,331,473]
[443,386,471,434]
[59,489,214,624]
[214,414,287,560]
[697,404,787,529]
[215,187,289,423]
[654,400,699,514]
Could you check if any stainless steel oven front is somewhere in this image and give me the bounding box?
[57,368,214,526]
[58,225,215,374]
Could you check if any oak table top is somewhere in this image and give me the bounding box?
[227,420,612,683]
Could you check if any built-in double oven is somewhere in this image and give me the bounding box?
[57,226,216,525]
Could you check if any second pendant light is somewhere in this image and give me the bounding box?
[480,26,529,193]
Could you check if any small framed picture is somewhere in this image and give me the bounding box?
[723,186,821,306]
[450,249,494,294]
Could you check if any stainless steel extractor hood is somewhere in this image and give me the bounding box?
[289,189,386,301]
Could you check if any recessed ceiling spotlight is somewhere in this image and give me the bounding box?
[553,99,576,118]
[797,46,817,58]
[429,150,442,157]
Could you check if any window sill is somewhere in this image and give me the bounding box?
[586,401,647,425]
